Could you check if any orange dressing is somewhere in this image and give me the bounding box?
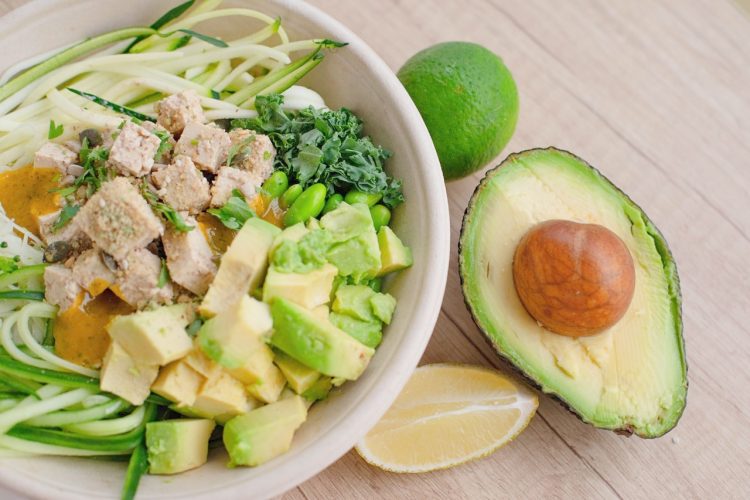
[0,166,61,236]
[251,194,285,228]
[53,290,134,369]
[197,212,237,255]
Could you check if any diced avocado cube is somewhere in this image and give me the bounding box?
[301,377,333,402]
[192,371,254,423]
[198,295,272,369]
[310,305,329,320]
[270,298,374,380]
[262,263,338,309]
[377,226,413,276]
[270,223,309,255]
[247,362,286,404]
[184,340,222,379]
[200,218,281,317]
[146,419,215,474]
[332,285,377,322]
[320,202,373,241]
[223,396,308,467]
[369,292,396,324]
[326,231,381,280]
[107,304,193,365]
[329,312,383,349]
[100,342,158,405]
[151,358,204,408]
[279,386,314,409]
[306,218,321,230]
[227,342,275,386]
[275,350,320,394]
[332,284,396,325]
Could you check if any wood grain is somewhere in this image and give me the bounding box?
[0,0,748,498]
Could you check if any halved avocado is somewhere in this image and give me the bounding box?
[459,148,686,438]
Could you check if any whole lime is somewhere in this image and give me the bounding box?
[397,42,519,180]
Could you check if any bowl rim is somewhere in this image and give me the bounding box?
[0,0,450,498]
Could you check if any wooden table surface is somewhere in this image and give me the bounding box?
[1,0,749,498]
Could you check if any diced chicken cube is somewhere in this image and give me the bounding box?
[72,249,116,296]
[37,210,91,250]
[227,129,275,181]
[113,248,172,308]
[210,166,260,207]
[107,121,161,177]
[174,123,231,173]
[151,155,210,214]
[76,178,163,260]
[155,90,205,135]
[162,215,217,295]
[33,143,78,174]
[44,264,82,312]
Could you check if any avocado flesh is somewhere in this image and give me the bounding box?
[459,148,686,437]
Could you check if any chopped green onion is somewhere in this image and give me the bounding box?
[176,29,228,48]
[0,290,45,301]
[67,88,156,122]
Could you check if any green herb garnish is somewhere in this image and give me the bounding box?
[152,128,173,163]
[225,135,255,167]
[0,256,18,274]
[232,94,403,208]
[207,189,255,230]
[47,120,64,140]
[52,204,80,233]
[140,181,194,232]
[157,259,170,288]
[74,137,111,196]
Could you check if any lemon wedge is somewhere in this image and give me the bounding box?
[356,363,538,472]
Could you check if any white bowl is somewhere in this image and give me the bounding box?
[0,1,450,498]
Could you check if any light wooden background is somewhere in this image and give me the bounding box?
[1,0,749,498]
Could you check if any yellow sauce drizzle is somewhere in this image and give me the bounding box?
[53,290,133,369]
[0,166,61,236]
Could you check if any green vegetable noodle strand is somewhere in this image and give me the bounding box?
[283,183,327,227]
[262,171,289,199]
[279,184,303,210]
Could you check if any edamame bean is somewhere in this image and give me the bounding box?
[370,204,391,232]
[344,190,382,207]
[262,171,289,199]
[284,184,327,227]
[322,193,344,215]
[279,184,303,210]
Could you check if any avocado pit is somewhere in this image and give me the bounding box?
[512,219,635,337]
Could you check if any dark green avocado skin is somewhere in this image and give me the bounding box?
[458,147,687,438]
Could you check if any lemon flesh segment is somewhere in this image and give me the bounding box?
[356,363,538,473]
